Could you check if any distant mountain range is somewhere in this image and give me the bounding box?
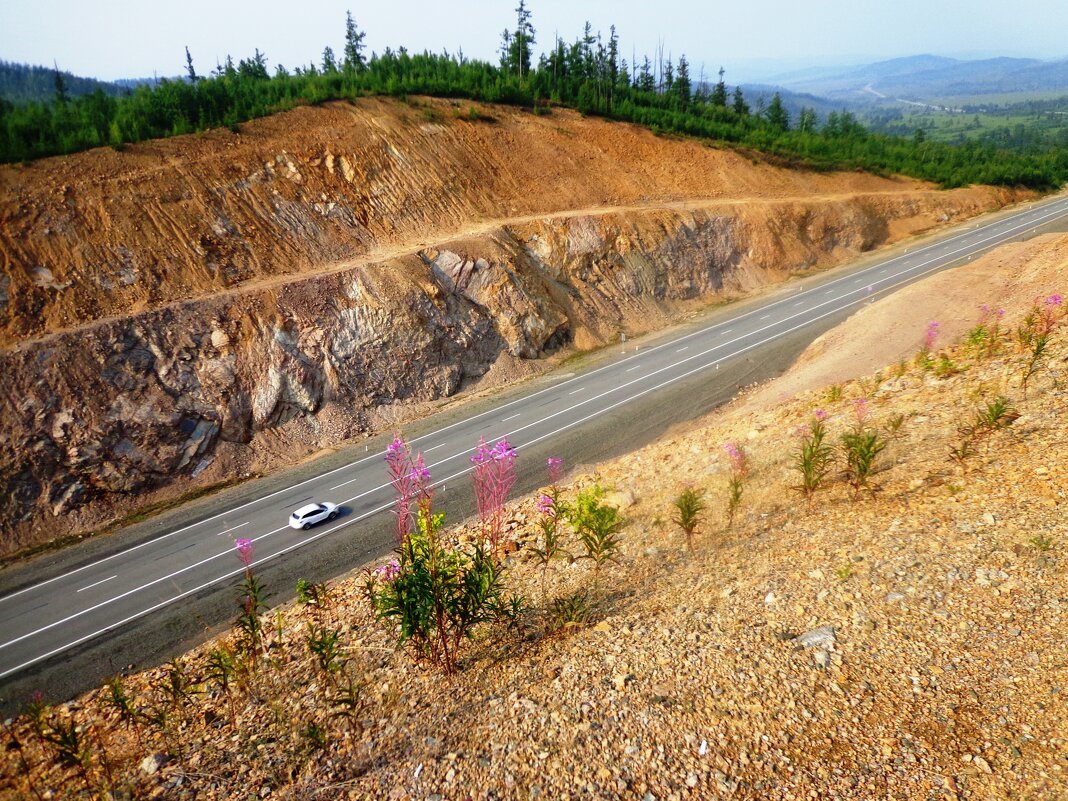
[767,54,1068,103]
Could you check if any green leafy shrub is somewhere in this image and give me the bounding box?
[367,511,511,674]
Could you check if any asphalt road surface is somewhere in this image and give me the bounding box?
[2,193,1068,713]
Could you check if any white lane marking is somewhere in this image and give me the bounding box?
[625,365,642,372]
[76,576,116,593]
[794,301,804,306]
[7,199,1068,677]
[676,346,688,352]
[502,414,520,422]
[4,195,1067,612]
[721,329,732,334]
[424,443,446,452]
[568,387,585,395]
[760,315,770,320]
[216,521,249,537]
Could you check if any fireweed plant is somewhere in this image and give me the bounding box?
[530,458,570,603]
[967,304,1007,359]
[950,395,1021,469]
[839,398,887,497]
[724,441,747,527]
[205,647,238,724]
[385,434,417,542]
[1018,294,1064,394]
[672,486,705,552]
[39,711,93,791]
[102,676,142,747]
[366,436,520,674]
[794,409,834,500]
[915,320,941,370]
[564,485,623,578]
[234,538,268,660]
[470,437,518,550]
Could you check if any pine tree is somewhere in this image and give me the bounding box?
[732,86,749,116]
[322,46,338,74]
[580,22,595,80]
[766,92,790,131]
[798,107,817,133]
[711,66,727,107]
[238,49,269,80]
[675,55,691,109]
[511,0,535,80]
[53,62,68,104]
[343,11,367,72]
[637,56,655,92]
[184,47,198,82]
[499,29,513,71]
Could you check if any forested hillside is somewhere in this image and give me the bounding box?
[1,6,1066,188]
[0,60,126,103]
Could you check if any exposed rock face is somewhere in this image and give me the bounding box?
[0,97,1025,554]
[0,194,1017,553]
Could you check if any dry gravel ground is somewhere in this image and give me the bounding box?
[3,247,1066,800]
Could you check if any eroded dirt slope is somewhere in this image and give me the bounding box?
[0,97,1024,553]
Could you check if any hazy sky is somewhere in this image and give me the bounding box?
[1,0,1064,82]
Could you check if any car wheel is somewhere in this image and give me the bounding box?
[302,522,311,530]
[329,511,338,520]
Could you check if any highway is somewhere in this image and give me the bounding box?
[2,192,1068,703]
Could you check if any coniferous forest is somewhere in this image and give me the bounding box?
[1,5,1065,189]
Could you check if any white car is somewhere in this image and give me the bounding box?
[289,502,339,530]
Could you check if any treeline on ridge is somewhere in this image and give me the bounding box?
[0,5,1065,189]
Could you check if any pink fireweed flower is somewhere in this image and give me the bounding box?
[1047,293,1063,307]
[814,408,828,421]
[374,559,400,582]
[385,434,407,461]
[471,436,519,548]
[853,397,869,425]
[490,438,517,462]
[724,441,747,476]
[547,457,564,484]
[536,494,555,516]
[235,538,254,572]
[385,435,417,543]
[924,321,940,351]
[409,454,431,490]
